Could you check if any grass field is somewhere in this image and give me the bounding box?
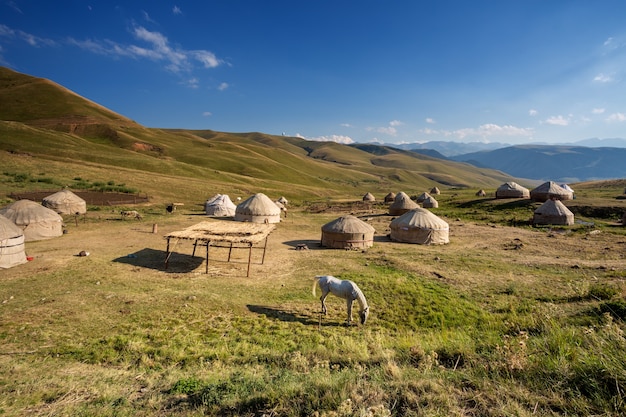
[1,185,625,416]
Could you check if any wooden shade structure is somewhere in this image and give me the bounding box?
[164,220,275,276]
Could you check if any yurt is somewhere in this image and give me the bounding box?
[390,208,449,245]
[530,181,573,202]
[0,199,63,241]
[476,189,487,197]
[416,192,432,203]
[533,199,574,226]
[422,195,439,208]
[42,189,87,215]
[234,193,281,224]
[321,215,375,249]
[362,192,375,202]
[430,187,441,195]
[384,192,396,203]
[496,182,530,199]
[0,214,27,269]
[205,194,236,217]
[389,192,419,216]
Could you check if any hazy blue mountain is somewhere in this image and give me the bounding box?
[450,145,626,182]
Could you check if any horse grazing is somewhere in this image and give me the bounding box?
[312,275,369,325]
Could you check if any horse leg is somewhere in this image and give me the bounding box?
[346,299,354,325]
[320,291,328,315]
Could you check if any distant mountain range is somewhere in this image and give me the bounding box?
[389,139,626,182]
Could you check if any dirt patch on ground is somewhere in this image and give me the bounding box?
[8,190,149,206]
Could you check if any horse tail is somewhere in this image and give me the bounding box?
[312,275,322,297]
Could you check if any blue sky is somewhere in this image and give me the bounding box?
[2,1,626,145]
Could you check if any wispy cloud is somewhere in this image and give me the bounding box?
[544,115,570,126]
[296,134,354,144]
[592,108,605,114]
[202,111,212,117]
[173,6,183,15]
[606,112,626,122]
[425,117,436,124]
[528,109,538,116]
[593,73,613,83]
[217,82,229,91]
[340,123,352,128]
[367,120,403,136]
[68,25,223,75]
[0,24,56,47]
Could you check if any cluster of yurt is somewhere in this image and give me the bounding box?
[496,182,530,199]
[416,192,438,208]
[0,199,64,242]
[389,208,449,245]
[321,215,375,249]
[530,181,573,202]
[205,194,237,217]
[389,192,419,215]
[533,199,574,226]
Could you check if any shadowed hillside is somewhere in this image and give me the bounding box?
[0,66,514,204]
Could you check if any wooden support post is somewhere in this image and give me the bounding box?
[246,243,253,277]
[261,236,269,265]
[192,239,198,257]
[205,241,210,274]
[164,238,171,269]
[227,242,233,262]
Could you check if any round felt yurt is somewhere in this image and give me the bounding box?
[495,182,530,199]
[416,192,432,204]
[0,200,63,241]
[321,215,375,249]
[530,181,573,202]
[389,192,419,216]
[234,193,281,224]
[476,189,487,197]
[533,199,574,226]
[0,214,27,269]
[205,194,237,217]
[384,192,396,203]
[422,195,439,208]
[42,189,87,215]
[362,192,375,202]
[430,186,441,195]
[390,208,449,245]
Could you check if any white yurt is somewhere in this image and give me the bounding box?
[495,182,530,199]
[422,195,439,208]
[321,215,376,249]
[42,189,87,215]
[533,199,574,226]
[362,192,375,202]
[205,194,237,217]
[389,208,449,245]
[0,199,63,241]
[530,181,573,202]
[389,192,419,216]
[0,214,27,269]
[234,193,281,224]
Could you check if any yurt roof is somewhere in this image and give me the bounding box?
[236,193,281,215]
[417,192,432,202]
[390,192,419,209]
[322,215,375,233]
[0,213,23,239]
[42,189,87,214]
[0,199,63,225]
[531,181,570,195]
[363,192,375,201]
[391,208,449,230]
[559,183,574,193]
[497,182,529,192]
[534,199,573,216]
[430,187,441,194]
[384,192,396,200]
[43,189,85,204]
[206,194,236,207]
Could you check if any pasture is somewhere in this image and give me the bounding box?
[1,193,625,416]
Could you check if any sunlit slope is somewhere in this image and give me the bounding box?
[0,66,513,201]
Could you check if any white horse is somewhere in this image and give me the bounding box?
[312,275,369,325]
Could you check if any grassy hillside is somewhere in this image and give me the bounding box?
[0,66,517,206]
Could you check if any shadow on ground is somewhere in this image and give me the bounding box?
[247,304,346,327]
[113,248,204,273]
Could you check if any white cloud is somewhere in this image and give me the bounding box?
[528,109,538,116]
[544,115,570,126]
[367,126,397,136]
[340,123,352,128]
[604,37,614,47]
[425,118,435,124]
[593,73,613,83]
[296,134,354,144]
[142,11,157,24]
[173,6,183,15]
[185,77,199,89]
[389,120,403,127]
[592,108,605,114]
[193,50,221,68]
[202,111,212,117]
[217,82,229,91]
[606,113,626,122]
[453,124,534,140]
[0,24,55,47]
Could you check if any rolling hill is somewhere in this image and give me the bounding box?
[0,66,515,204]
